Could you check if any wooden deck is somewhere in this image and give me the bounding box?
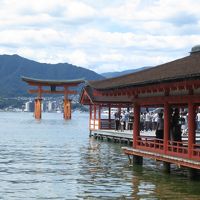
[122,146,200,170]
[90,129,199,144]
[90,129,155,145]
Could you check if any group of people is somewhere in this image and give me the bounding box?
[114,110,133,132]
[114,108,189,144]
[155,108,186,143]
[140,111,161,132]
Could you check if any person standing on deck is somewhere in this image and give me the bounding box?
[180,111,187,135]
[171,108,182,143]
[124,110,130,130]
[155,112,164,141]
[120,111,125,132]
[152,112,158,130]
[196,109,200,130]
[169,108,174,141]
[145,111,152,131]
[114,111,120,131]
[140,112,145,131]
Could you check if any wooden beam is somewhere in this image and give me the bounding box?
[28,82,81,87]
[94,79,200,97]
[134,94,200,106]
[28,89,77,95]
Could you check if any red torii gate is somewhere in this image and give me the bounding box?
[22,76,84,120]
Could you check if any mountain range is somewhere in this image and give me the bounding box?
[0,54,149,97]
[101,67,149,78]
[0,54,104,96]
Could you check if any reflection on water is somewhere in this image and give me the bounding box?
[0,112,200,199]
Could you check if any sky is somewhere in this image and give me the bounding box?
[0,0,200,73]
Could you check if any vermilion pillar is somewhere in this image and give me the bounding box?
[89,105,92,129]
[98,105,101,129]
[133,103,143,165]
[94,105,96,128]
[108,105,111,129]
[63,99,71,119]
[164,102,170,153]
[34,98,42,119]
[188,102,196,158]
[133,103,140,148]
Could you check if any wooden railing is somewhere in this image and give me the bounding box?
[100,119,115,129]
[137,136,164,153]
[136,136,200,160]
[167,141,188,158]
[192,144,200,159]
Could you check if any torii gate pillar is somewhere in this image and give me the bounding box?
[34,98,42,120]
[63,99,71,120]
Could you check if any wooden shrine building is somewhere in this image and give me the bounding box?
[22,76,84,119]
[80,45,200,175]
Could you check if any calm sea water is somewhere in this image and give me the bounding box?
[0,111,200,200]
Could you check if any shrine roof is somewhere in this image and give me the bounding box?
[82,85,132,104]
[21,76,85,86]
[88,52,200,90]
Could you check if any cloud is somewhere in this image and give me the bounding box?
[0,0,200,73]
[167,12,198,27]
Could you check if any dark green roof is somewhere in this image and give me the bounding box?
[88,53,200,90]
[21,76,85,86]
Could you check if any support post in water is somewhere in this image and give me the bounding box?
[163,161,171,173]
[133,155,143,165]
[34,98,42,120]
